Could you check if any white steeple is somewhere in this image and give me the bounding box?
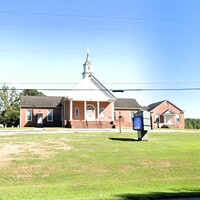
[82,50,93,79]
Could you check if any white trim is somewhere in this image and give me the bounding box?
[114,111,116,121]
[37,112,43,124]
[26,109,32,121]
[100,107,105,119]
[130,111,135,122]
[175,113,180,123]
[111,102,114,121]
[64,99,66,126]
[70,100,73,121]
[84,101,87,120]
[97,101,100,120]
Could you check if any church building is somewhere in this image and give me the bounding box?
[20,53,141,128]
[19,53,185,129]
[62,53,116,128]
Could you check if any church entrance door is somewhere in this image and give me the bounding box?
[86,105,95,121]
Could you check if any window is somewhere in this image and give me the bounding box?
[26,109,32,121]
[47,109,53,121]
[130,112,135,122]
[75,107,79,118]
[155,114,160,123]
[100,108,105,118]
[114,112,116,121]
[176,114,180,123]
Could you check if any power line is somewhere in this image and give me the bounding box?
[0,10,200,23]
[1,82,200,85]
[1,88,200,92]
[0,23,196,34]
[0,49,138,56]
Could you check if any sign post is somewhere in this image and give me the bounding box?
[133,111,152,141]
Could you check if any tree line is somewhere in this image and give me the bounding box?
[185,118,200,129]
[0,85,44,127]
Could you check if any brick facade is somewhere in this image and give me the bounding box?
[148,100,185,129]
[64,100,114,128]
[20,107,62,127]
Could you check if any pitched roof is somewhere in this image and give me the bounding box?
[162,109,176,115]
[65,74,116,101]
[147,100,184,113]
[146,100,165,111]
[20,96,63,108]
[115,98,141,109]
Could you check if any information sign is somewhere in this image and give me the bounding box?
[133,116,143,130]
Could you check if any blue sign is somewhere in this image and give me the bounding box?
[133,117,143,130]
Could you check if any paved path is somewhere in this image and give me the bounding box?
[0,128,128,136]
[0,127,199,136]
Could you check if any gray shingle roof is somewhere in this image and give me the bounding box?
[20,96,142,110]
[147,100,184,113]
[20,96,63,108]
[146,100,165,111]
[115,98,141,109]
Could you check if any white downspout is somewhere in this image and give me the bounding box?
[111,101,114,121]
[97,101,100,120]
[70,99,73,121]
[84,101,87,120]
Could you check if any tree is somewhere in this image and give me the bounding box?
[185,119,193,129]
[185,118,200,129]
[20,89,45,96]
[0,84,20,127]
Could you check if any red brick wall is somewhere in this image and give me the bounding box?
[70,121,114,129]
[64,100,113,121]
[73,101,84,120]
[99,102,112,121]
[114,109,139,128]
[20,107,62,127]
[151,101,185,129]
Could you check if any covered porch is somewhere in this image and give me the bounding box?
[63,99,115,129]
[159,110,177,128]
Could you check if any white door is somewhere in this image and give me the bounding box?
[86,105,95,121]
[37,113,43,124]
[165,115,172,125]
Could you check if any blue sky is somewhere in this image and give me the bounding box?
[1,0,200,118]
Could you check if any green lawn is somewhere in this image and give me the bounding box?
[0,131,199,200]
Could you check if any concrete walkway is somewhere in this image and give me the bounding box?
[0,127,132,136]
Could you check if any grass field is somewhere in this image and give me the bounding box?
[0,130,199,200]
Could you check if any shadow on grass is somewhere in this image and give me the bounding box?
[115,190,200,200]
[109,138,138,142]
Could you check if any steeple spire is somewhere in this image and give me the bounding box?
[82,50,93,79]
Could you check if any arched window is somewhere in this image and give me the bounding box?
[75,107,79,118]
[87,105,94,111]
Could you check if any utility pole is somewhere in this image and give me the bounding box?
[119,111,122,133]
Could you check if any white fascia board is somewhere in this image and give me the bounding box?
[65,76,116,102]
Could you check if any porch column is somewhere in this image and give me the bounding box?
[111,101,114,121]
[97,101,100,120]
[84,101,87,120]
[63,99,65,127]
[70,99,73,121]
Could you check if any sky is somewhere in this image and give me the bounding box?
[1,0,200,118]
